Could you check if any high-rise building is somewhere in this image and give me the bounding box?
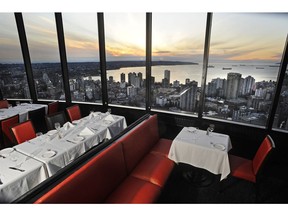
[164,70,170,84]
[226,73,242,99]
[241,75,255,95]
[120,73,125,83]
[179,81,198,112]
[108,76,114,83]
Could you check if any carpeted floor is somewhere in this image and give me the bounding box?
[157,162,288,204]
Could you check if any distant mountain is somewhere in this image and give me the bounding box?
[106,60,198,70]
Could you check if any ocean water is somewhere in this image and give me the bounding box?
[89,62,280,84]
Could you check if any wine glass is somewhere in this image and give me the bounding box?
[54,122,61,131]
[206,124,215,136]
[209,124,215,133]
[106,108,111,114]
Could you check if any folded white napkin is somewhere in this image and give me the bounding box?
[104,114,115,122]
[63,122,75,130]
[89,111,101,118]
[79,127,94,136]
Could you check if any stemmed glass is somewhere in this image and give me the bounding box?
[207,124,215,136]
[54,122,62,138]
[54,122,61,131]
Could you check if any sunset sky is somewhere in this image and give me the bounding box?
[0,12,287,64]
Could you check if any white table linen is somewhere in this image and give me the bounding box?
[0,103,47,122]
[14,113,127,176]
[1,112,127,202]
[14,139,69,177]
[0,148,47,203]
[168,127,232,180]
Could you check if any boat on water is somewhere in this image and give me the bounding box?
[208,65,215,68]
[222,67,232,70]
[256,67,264,69]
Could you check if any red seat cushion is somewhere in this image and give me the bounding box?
[35,141,127,203]
[0,99,9,109]
[11,120,36,144]
[131,153,174,187]
[66,105,81,122]
[105,176,161,204]
[229,154,256,183]
[1,115,19,146]
[150,138,173,157]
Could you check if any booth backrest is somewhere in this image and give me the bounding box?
[34,141,127,203]
[120,114,160,173]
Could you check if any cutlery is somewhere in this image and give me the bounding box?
[66,139,77,144]
[9,167,25,172]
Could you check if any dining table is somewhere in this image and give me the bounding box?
[0,148,47,203]
[0,103,48,122]
[168,127,232,181]
[0,111,127,202]
[14,112,127,176]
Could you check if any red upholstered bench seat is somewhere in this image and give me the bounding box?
[105,176,161,203]
[130,152,175,187]
[35,114,174,204]
[151,138,173,157]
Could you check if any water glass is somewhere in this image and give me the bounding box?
[206,124,215,136]
[54,122,61,131]
[107,108,111,114]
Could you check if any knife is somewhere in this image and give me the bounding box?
[9,167,25,172]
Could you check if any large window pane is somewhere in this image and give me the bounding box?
[273,64,288,131]
[0,13,30,99]
[62,13,101,103]
[205,13,287,127]
[23,13,65,100]
[151,13,206,114]
[105,13,146,108]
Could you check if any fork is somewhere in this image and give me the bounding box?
[10,148,41,171]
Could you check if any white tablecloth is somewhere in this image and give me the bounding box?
[1,112,127,202]
[0,148,47,203]
[14,113,127,177]
[0,103,47,122]
[168,127,232,180]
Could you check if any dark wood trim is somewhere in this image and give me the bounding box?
[146,13,152,112]
[14,13,37,102]
[55,13,71,105]
[97,13,108,110]
[198,12,213,119]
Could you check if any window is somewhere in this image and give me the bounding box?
[23,13,65,100]
[105,13,146,108]
[273,64,288,131]
[0,13,30,99]
[151,13,206,114]
[205,13,288,126]
[62,13,101,103]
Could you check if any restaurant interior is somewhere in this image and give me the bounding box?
[0,4,288,207]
